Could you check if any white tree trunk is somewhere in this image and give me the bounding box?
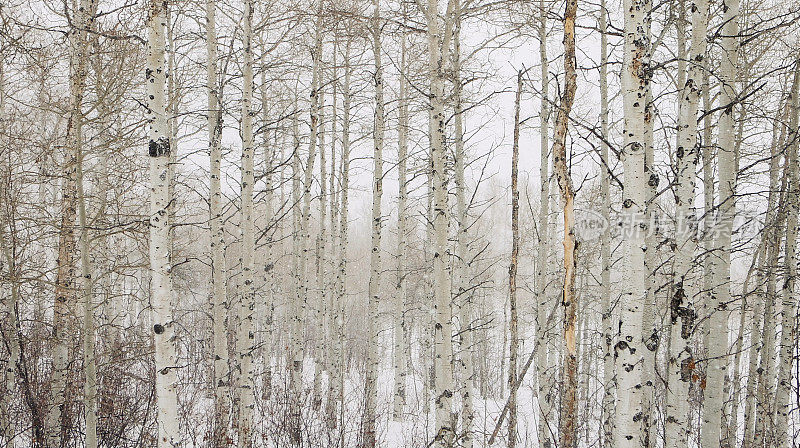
[363,1,384,444]
[424,0,458,443]
[665,1,707,446]
[290,100,303,394]
[419,0,457,444]
[0,163,23,448]
[296,5,323,400]
[325,34,341,425]
[314,83,326,410]
[146,1,181,445]
[743,170,780,447]
[50,1,96,444]
[508,70,522,448]
[257,31,274,403]
[393,11,410,421]
[700,0,738,444]
[236,1,256,445]
[330,37,352,436]
[774,59,800,448]
[598,2,614,446]
[76,100,97,448]
[452,3,473,444]
[536,2,553,446]
[640,7,657,442]
[206,1,229,444]
[614,0,650,446]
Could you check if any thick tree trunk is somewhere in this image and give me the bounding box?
[665,1,707,446]
[614,0,650,446]
[236,2,256,445]
[421,0,457,445]
[362,2,384,444]
[552,1,578,445]
[205,1,229,445]
[640,5,656,443]
[146,1,181,446]
[700,0,738,445]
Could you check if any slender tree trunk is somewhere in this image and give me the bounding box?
[743,119,783,447]
[452,3,472,445]
[535,2,553,446]
[362,1,384,444]
[614,0,650,446]
[1,170,24,448]
[751,83,795,448]
[258,31,274,403]
[700,0,738,444]
[236,2,256,445]
[290,99,302,395]
[326,34,341,426]
[508,70,522,448]
[296,5,323,404]
[665,1,707,446]
[598,2,614,446]
[206,1,229,444]
[146,1,181,445]
[393,11,410,421]
[754,204,785,448]
[76,99,97,448]
[314,80,326,409]
[774,59,800,448]
[50,2,96,445]
[552,1,578,445]
[330,37,352,435]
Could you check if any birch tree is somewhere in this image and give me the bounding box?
[535,2,553,446]
[77,89,97,448]
[235,1,256,445]
[615,0,650,446]
[508,69,522,448]
[418,0,457,444]
[146,1,181,445]
[363,0,384,444]
[665,1,707,446]
[49,1,97,444]
[393,6,410,421]
[700,0,739,444]
[773,59,799,448]
[205,2,229,445]
[452,1,473,444]
[598,2,614,446]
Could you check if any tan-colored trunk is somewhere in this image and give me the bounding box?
[552,0,578,446]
